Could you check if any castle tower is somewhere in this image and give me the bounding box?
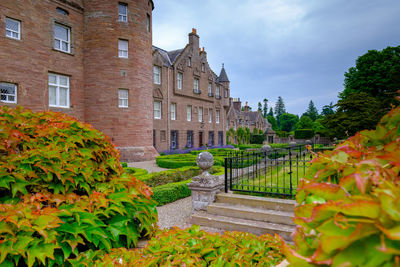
[83,0,157,161]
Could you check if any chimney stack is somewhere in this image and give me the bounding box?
[244,102,249,112]
[189,28,199,50]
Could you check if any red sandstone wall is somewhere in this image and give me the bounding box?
[0,0,85,121]
[83,0,156,161]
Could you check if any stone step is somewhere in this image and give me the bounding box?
[207,202,295,226]
[216,193,295,212]
[190,211,295,241]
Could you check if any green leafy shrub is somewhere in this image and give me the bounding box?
[121,162,128,168]
[156,153,225,169]
[250,134,265,144]
[85,226,285,266]
[294,129,314,139]
[152,180,192,206]
[282,106,400,266]
[123,166,148,177]
[0,106,157,266]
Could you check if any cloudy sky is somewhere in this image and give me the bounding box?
[152,0,400,115]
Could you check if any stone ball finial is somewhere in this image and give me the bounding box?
[261,144,272,153]
[289,141,297,147]
[305,140,312,145]
[196,152,214,172]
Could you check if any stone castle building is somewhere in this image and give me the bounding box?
[152,29,230,151]
[0,0,158,161]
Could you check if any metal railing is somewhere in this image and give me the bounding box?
[224,145,313,198]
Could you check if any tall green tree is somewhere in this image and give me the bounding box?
[303,100,319,121]
[340,45,400,111]
[321,102,335,116]
[274,96,286,126]
[323,92,382,139]
[257,102,262,112]
[263,98,268,118]
[278,113,299,132]
[268,107,274,116]
[267,115,278,131]
[295,115,313,130]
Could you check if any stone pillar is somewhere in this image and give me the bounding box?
[187,152,224,211]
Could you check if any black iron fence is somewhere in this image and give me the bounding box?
[224,145,315,198]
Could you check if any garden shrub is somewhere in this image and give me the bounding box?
[151,180,192,206]
[0,106,157,266]
[294,129,314,139]
[250,134,265,144]
[156,153,225,169]
[123,166,148,177]
[84,226,285,266]
[282,106,400,266]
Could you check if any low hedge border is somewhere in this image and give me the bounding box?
[124,167,148,177]
[148,166,225,206]
[156,154,225,169]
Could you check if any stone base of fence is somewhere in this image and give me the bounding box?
[188,174,224,211]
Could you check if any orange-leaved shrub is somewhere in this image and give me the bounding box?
[0,106,157,266]
[281,105,400,266]
[67,225,284,266]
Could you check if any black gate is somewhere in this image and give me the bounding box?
[224,145,313,198]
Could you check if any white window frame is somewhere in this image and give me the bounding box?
[216,109,220,124]
[154,101,161,119]
[209,109,213,123]
[177,73,182,90]
[118,39,128,58]
[187,105,192,121]
[202,63,205,72]
[225,88,229,98]
[208,83,212,95]
[198,107,203,122]
[153,66,161,84]
[194,78,199,93]
[5,17,20,40]
[1,83,17,103]
[146,14,151,32]
[118,3,128,22]
[171,103,176,120]
[54,23,70,53]
[48,73,70,108]
[188,57,191,67]
[118,89,129,108]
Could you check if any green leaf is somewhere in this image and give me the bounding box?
[27,242,57,267]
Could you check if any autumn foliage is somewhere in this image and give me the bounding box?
[0,106,157,266]
[282,105,400,266]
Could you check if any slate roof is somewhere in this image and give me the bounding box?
[217,64,229,82]
[167,49,184,64]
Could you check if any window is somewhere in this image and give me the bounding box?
[209,109,213,123]
[171,130,178,150]
[225,88,229,98]
[146,14,151,32]
[48,73,69,108]
[216,109,220,124]
[187,131,193,148]
[188,57,191,67]
[56,7,69,16]
[118,39,128,58]
[208,131,214,147]
[198,107,203,122]
[118,3,128,22]
[6,18,20,40]
[118,89,128,108]
[193,78,199,93]
[208,83,213,96]
[218,131,223,146]
[1,83,17,103]
[153,66,161,84]
[187,105,192,121]
[171,103,176,120]
[177,73,182,90]
[54,24,70,53]
[202,63,205,72]
[215,85,220,98]
[154,101,161,119]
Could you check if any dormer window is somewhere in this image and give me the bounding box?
[201,63,205,72]
[188,57,191,67]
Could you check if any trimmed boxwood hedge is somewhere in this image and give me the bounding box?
[156,153,225,169]
[142,166,225,206]
[123,167,148,177]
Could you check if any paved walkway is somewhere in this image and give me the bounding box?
[128,160,168,173]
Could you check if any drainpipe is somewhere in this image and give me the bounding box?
[167,67,170,149]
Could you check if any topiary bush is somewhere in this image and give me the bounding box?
[281,106,400,266]
[76,226,285,266]
[0,106,157,266]
[123,166,148,177]
[294,129,314,139]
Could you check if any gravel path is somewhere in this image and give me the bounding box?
[127,160,168,173]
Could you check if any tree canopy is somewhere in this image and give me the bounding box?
[340,45,400,110]
[263,98,268,118]
[321,102,335,116]
[302,100,319,121]
[278,113,299,132]
[296,115,313,130]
